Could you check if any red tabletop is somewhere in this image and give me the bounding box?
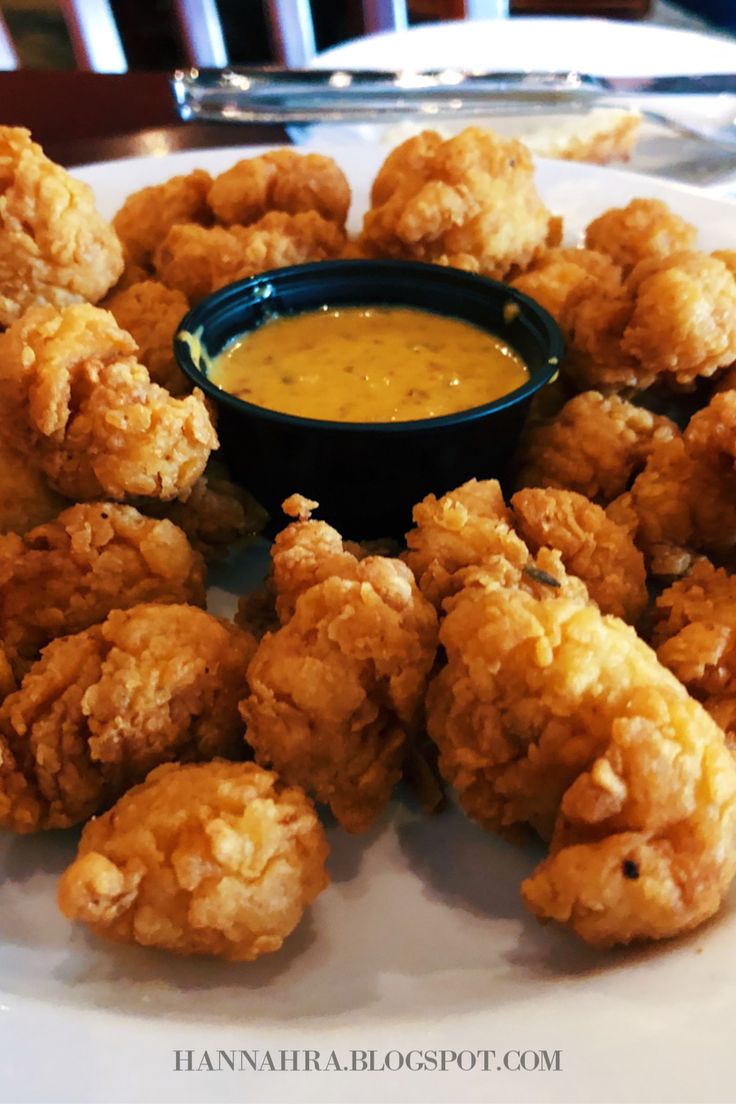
[1,70,288,166]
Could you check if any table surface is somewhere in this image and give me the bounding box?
[1,70,286,165]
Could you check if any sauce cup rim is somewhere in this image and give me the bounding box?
[173,258,563,434]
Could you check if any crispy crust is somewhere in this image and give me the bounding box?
[58,760,329,960]
[0,604,255,831]
[0,127,123,326]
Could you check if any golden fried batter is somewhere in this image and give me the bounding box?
[509,247,620,322]
[112,169,212,269]
[154,212,345,303]
[58,760,329,960]
[269,500,369,624]
[0,502,206,675]
[360,128,553,279]
[714,250,736,279]
[621,392,736,575]
[653,559,736,740]
[621,252,736,383]
[0,604,255,832]
[511,488,647,623]
[145,467,267,560]
[241,511,438,833]
[403,479,527,609]
[0,432,66,535]
[0,303,217,501]
[516,390,680,505]
[0,127,124,326]
[560,279,643,391]
[585,197,697,273]
[105,280,189,394]
[403,479,600,613]
[428,586,736,945]
[561,251,736,390]
[208,148,350,228]
[152,223,251,303]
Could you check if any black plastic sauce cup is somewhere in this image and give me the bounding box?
[174,259,563,538]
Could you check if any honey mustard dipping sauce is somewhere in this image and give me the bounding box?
[208,305,529,423]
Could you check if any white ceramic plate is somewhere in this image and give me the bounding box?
[291,17,736,193]
[2,146,736,1104]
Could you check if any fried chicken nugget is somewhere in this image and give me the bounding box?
[561,251,736,391]
[516,390,680,505]
[620,392,736,575]
[153,212,345,303]
[584,197,697,274]
[653,559,736,740]
[403,479,606,614]
[266,493,369,623]
[105,280,189,394]
[0,604,255,832]
[0,127,124,326]
[58,760,329,961]
[560,278,645,391]
[112,169,212,270]
[208,148,350,228]
[360,128,554,279]
[241,510,438,833]
[621,252,736,383]
[0,502,206,676]
[0,303,217,501]
[511,488,647,623]
[428,587,736,945]
[0,432,66,535]
[509,247,620,322]
[403,479,528,609]
[144,466,267,560]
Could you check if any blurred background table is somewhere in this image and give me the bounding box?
[0,0,732,168]
[0,69,286,165]
[1,0,729,73]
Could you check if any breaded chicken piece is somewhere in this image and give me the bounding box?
[241,513,438,833]
[112,169,212,269]
[585,197,697,274]
[561,251,736,391]
[208,148,350,228]
[621,252,736,383]
[714,250,736,279]
[0,503,205,676]
[403,479,528,609]
[511,488,647,623]
[267,494,367,623]
[105,280,189,394]
[621,392,736,575]
[0,303,217,501]
[0,432,66,534]
[360,128,553,279]
[560,279,644,391]
[509,247,620,322]
[58,760,329,961]
[403,479,593,613]
[428,587,736,945]
[144,467,267,560]
[653,559,736,739]
[0,604,255,832]
[516,390,680,505]
[0,127,123,326]
[154,211,345,303]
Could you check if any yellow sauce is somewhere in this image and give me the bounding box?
[209,305,529,423]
